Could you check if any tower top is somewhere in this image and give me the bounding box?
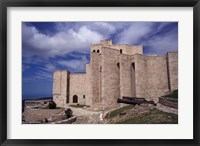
[100,40,112,46]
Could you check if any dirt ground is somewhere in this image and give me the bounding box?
[23,106,103,124]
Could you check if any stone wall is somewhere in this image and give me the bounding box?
[69,73,87,105]
[120,54,135,97]
[53,71,69,107]
[135,55,169,102]
[85,64,92,106]
[158,97,178,109]
[91,44,102,53]
[91,40,143,56]
[167,52,178,91]
[90,51,101,107]
[25,99,52,107]
[111,45,143,55]
[101,47,120,110]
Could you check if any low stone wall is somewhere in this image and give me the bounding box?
[51,116,77,124]
[156,103,178,115]
[158,97,178,109]
[25,99,52,108]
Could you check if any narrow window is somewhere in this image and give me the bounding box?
[97,50,99,53]
[93,50,96,52]
[131,63,136,96]
[117,63,120,68]
[132,63,135,70]
[83,95,85,99]
[117,62,120,98]
[120,49,122,54]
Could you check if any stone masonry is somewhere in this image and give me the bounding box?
[53,40,178,110]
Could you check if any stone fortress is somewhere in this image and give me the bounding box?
[53,40,178,110]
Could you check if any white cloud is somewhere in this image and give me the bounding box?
[35,71,52,80]
[114,22,178,55]
[116,22,153,44]
[23,56,48,64]
[55,22,116,38]
[22,23,104,57]
[23,70,53,82]
[87,22,116,38]
[57,55,89,72]
[42,63,57,72]
[142,27,178,54]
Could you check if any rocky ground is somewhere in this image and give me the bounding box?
[23,103,178,124]
[23,107,64,123]
[23,105,103,124]
[72,108,102,124]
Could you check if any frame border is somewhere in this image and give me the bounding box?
[0,0,199,146]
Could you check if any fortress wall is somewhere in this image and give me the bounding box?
[69,74,87,105]
[110,45,143,55]
[100,40,112,46]
[90,51,101,107]
[135,55,169,101]
[53,71,69,107]
[132,46,143,55]
[85,64,92,106]
[53,71,61,95]
[167,52,178,91]
[101,47,120,110]
[91,40,143,56]
[145,56,169,101]
[120,54,134,97]
[134,55,148,98]
[99,54,103,108]
[91,44,102,53]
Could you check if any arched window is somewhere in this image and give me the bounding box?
[93,50,96,52]
[73,95,78,103]
[97,50,99,53]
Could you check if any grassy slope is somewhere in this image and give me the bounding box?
[109,105,133,118]
[115,108,178,124]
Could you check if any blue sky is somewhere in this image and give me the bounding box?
[22,22,178,99]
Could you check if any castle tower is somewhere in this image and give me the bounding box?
[53,70,70,107]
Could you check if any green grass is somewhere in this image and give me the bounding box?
[109,105,133,118]
[162,90,178,99]
[69,104,85,108]
[115,108,178,124]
